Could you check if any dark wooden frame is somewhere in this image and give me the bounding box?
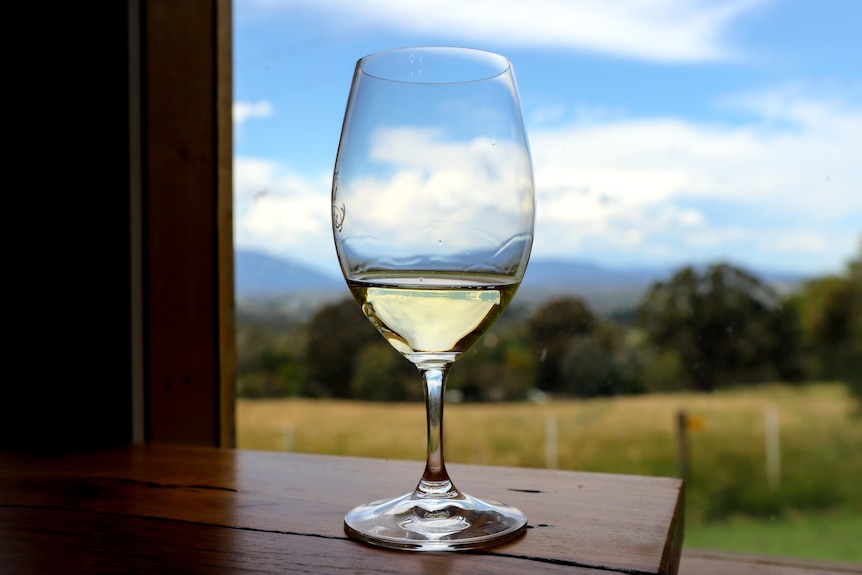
[142,0,234,447]
[1,0,234,451]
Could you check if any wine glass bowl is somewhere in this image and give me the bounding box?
[332,46,535,551]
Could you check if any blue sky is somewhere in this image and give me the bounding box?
[233,0,861,280]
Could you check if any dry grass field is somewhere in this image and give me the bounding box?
[238,383,859,475]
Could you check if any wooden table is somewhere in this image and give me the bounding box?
[3,445,855,574]
[2,444,684,574]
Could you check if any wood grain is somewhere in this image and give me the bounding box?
[0,445,684,574]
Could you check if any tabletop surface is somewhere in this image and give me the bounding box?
[1,445,856,574]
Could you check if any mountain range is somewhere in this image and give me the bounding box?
[235,249,808,315]
[236,250,344,294]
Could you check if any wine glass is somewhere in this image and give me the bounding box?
[331,46,535,551]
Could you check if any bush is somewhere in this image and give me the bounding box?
[640,349,691,393]
[350,343,421,402]
[448,329,537,401]
[237,348,306,398]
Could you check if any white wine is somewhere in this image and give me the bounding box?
[348,272,519,363]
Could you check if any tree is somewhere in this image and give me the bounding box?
[236,348,307,398]
[559,322,643,397]
[791,240,862,401]
[350,342,420,402]
[235,319,308,398]
[448,325,537,401]
[638,263,796,392]
[305,298,381,397]
[527,297,597,392]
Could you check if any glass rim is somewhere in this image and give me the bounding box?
[357,46,513,85]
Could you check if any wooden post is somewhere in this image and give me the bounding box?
[545,415,558,469]
[765,406,781,488]
[676,410,689,481]
[283,424,295,452]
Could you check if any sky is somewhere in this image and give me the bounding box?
[233,0,861,280]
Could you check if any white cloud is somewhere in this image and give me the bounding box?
[528,88,862,271]
[235,126,536,275]
[234,157,339,274]
[242,0,767,62]
[235,88,861,276]
[528,104,567,126]
[233,100,274,127]
[719,83,862,128]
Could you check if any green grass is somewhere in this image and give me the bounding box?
[237,383,862,563]
[685,511,862,563]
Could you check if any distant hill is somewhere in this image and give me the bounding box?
[517,259,671,311]
[235,250,663,299]
[235,250,342,295]
[521,259,668,291]
[235,249,808,316]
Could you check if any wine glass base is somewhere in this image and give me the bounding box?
[344,490,527,551]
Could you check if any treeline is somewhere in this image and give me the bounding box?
[236,242,861,402]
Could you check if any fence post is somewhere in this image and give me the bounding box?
[676,410,689,481]
[765,406,781,488]
[284,423,295,452]
[545,415,558,469]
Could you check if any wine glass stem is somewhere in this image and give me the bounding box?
[417,366,457,496]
